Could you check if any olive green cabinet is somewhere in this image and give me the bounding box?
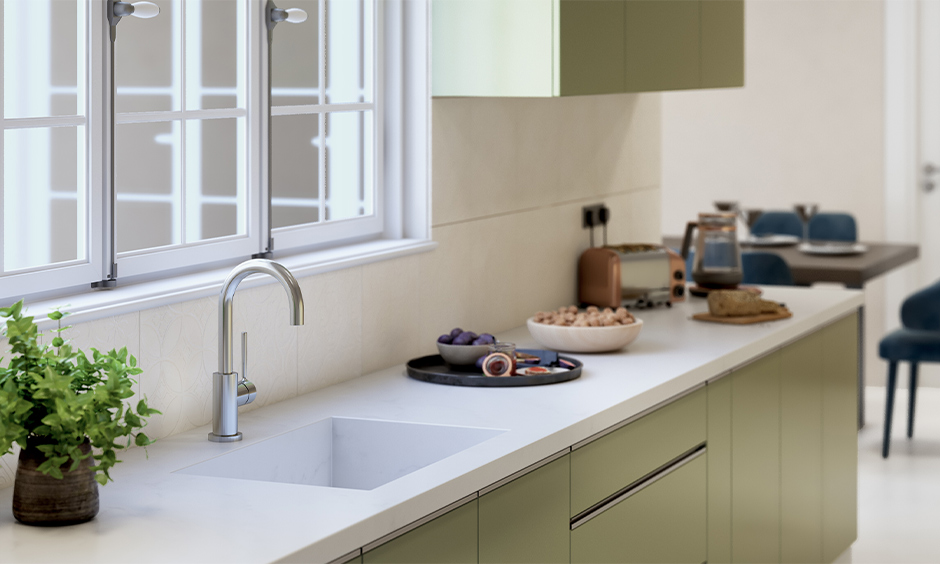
[822,314,859,562]
[571,453,707,563]
[479,454,570,563]
[362,498,478,564]
[432,0,743,97]
[707,312,859,564]
[570,387,707,563]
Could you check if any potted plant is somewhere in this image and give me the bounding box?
[0,301,159,526]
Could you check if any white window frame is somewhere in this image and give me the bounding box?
[0,0,431,317]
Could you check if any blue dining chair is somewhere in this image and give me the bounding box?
[679,250,794,286]
[741,252,794,286]
[880,279,940,458]
[809,212,857,242]
[749,211,803,238]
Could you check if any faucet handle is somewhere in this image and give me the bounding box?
[237,332,257,406]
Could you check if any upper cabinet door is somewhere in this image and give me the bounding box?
[624,0,701,92]
[431,0,744,97]
[559,0,625,96]
[432,0,555,97]
[701,0,745,88]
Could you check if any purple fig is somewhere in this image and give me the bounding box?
[453,333,474,345]
[450,327,464,338]
[476,333,495,344]
[475,355,487,369]
[438,334,453,344]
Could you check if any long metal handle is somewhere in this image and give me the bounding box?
[237,332,256,406]
[570,444,706,530]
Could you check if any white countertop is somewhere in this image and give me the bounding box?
[0,286,864,564]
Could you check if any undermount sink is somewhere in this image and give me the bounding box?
[176,417,505,491]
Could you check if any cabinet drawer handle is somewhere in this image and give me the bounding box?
[570,443,706,530]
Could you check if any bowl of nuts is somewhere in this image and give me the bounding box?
[526,305,642,353]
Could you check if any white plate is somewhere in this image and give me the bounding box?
[798,242,868,256]
[742,234,801,247]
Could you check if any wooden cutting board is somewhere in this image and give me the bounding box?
[692,308,792,325]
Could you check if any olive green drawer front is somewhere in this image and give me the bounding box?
[559,0,625,96]
[822,313,859,562]
[731,352,781,564]
[479,454,570,564]
[701,0,745,88]
[624,0,701,92]
[780,332,824,564]
[706,375,732,564]
[571,454,707,564]
[363,499,478,564]
[571,387,706,516]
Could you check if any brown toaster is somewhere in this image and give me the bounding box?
[578,244,686,308]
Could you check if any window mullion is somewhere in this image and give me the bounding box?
[319,0,326,223]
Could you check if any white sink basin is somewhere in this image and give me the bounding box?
[176,417,505,490]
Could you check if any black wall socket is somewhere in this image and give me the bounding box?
[582,204,610,229]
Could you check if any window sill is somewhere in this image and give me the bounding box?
[26,238,437,330]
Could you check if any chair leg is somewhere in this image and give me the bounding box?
[883,361,899,458]
[908,362,919,439]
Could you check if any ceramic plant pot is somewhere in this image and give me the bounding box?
[12,438,99,526]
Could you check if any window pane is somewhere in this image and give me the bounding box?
[185,117,245,242]
[4,0,84,119]
[326,111,371,221]
[272,114,319,228]
[3,126,85,271]
[326,0,372,104]
[116,0,177,113]
[116,121,180,252]
[189,0,243,110]
[272,0,319,107]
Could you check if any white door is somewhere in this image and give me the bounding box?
[885,0,940,386]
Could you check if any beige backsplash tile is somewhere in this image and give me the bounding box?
[297,267,363,395]
[432,93,661,226]
[138,298,216,440]
[362,254,424,374]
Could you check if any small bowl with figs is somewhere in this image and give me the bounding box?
[437,328,496,366]
[526,305,642,353]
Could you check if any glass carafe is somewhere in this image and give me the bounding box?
[681,213,743,288]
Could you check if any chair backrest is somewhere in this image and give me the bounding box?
[808,212,857,242]
[901,279,940,331]
[750,211,803,238]
[741,252,794,286]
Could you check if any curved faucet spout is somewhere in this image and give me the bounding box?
[218,259,304,375]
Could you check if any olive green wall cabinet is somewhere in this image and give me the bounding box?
[706,312,859,564]
[431,0,744,97]
[479,453,570,564]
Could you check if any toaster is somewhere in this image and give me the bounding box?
[578,244,686,308]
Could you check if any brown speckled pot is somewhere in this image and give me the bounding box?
[12,438,98,526]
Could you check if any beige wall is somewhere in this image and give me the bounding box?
[0,93,662,487]
[661,0,888,385]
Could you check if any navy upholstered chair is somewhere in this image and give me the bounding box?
[749,211,803,238]
[680,251,794,286]
[741,252,794,286]
[809,212,857,242]
[880,280,940,457]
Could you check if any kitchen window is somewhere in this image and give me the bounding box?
[0,0,429,307]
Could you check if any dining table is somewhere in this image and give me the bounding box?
[663,236,920,429]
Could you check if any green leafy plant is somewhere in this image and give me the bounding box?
[0,300,160,485]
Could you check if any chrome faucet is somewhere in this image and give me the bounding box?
[209,259,304,442]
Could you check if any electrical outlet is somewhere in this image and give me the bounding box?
[582,204,604,229]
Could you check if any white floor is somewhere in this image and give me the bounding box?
[837,386,940,563]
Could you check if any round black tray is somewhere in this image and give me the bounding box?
[406,353,582,387]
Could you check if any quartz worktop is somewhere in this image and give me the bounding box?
[0,286,864,564]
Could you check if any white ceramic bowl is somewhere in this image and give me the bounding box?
[437,342,492,366]
[526,317,643,353]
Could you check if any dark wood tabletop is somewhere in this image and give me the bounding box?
[662,236,919,288]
